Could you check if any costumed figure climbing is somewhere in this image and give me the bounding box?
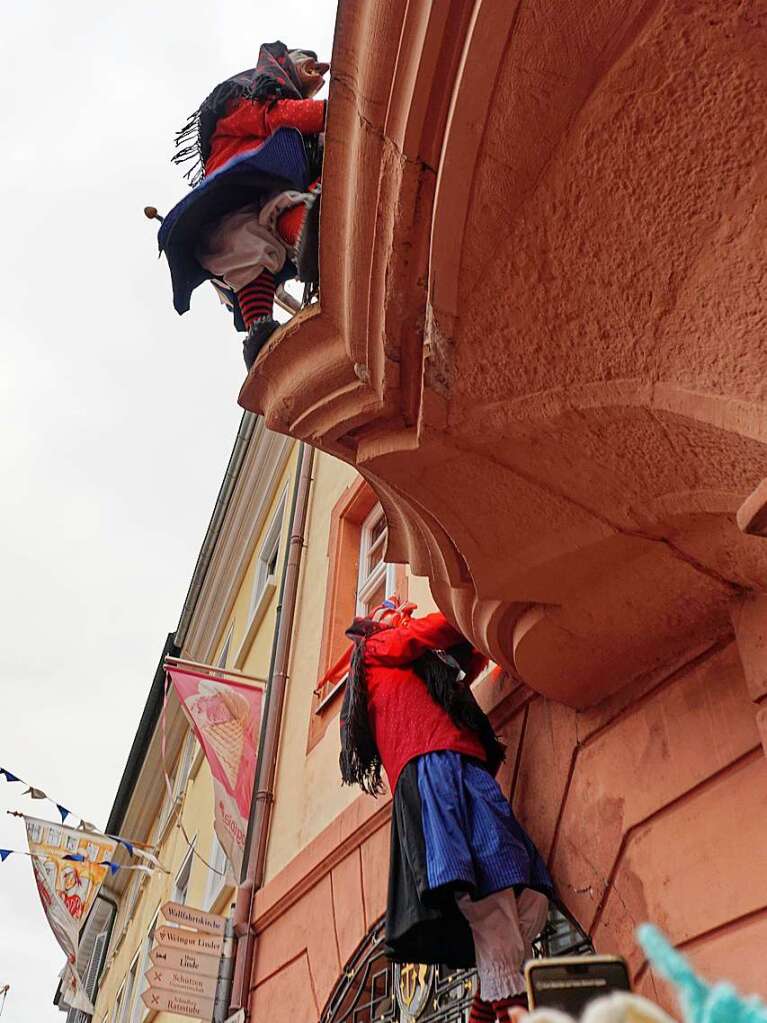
[336,599,554,1022]
[154,42,328,368]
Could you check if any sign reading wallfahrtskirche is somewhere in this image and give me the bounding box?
[161,900,226,935]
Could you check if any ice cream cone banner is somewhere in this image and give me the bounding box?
[25,816,117,1012]
[169,669,264,881]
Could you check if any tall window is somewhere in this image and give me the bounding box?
[173,843,195,906]
[175,731,197,800]
[118,956,139,1023]
[309,480,406,750]
[250,490,286,620]
[356,504,397,617]
[131,911,158,1023]
[216,624,234,670]
[111,984,124,1023]
[157,731,196,836]
[204,832,230,911]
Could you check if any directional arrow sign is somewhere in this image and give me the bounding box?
[145,966,218,1000]
[154,926,224,956]
[161,901,225,935]
[150,946,221,978]
[141,987,215,1020]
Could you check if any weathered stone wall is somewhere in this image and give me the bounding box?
[248,636,767,1020]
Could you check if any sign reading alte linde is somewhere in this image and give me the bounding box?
[142,902,228,1021]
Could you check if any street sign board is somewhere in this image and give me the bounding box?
[145,966,218,1000]
[154,926,224,957]
[161,901,226,935]
[150,946,221,978]
[141,987,215,1020]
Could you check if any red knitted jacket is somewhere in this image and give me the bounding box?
[362,613,488,791]
[205,97,326,175]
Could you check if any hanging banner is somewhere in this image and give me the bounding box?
[25,816,117,1012]
[168,670,263,882]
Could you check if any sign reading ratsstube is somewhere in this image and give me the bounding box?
[161,901,226,935]
[144,902,228,1021]
[141,988,216,1019]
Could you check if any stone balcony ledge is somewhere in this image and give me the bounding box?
[240,0,767,707]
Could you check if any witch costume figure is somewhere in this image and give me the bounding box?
[338,601,555,1022]
[156,42,328,368]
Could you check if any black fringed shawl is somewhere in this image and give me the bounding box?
[172,41,318,186]
[339,620,505,797]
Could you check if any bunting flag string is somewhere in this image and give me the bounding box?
[0,767,161,864]
[0,843,157,876]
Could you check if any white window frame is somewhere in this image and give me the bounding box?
[216,623,234,670]
[174,730,197,801]
[157,730,196,837]
[112,982,125,1023]
[131,909,159,1023]
[172,841,196,906]
[315,504,397,712]
[118,954,139,1023]
[249,491,286,621]
[203,831,231,911]
[234,490,287,667]
[356,504,396,616]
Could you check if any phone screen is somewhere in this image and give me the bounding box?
[527,958,631,1015]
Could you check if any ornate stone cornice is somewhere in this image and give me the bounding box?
[239,0,767,707]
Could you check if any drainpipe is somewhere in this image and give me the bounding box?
[229,441,315,1018]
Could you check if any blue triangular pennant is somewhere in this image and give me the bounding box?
[0,769,20,783]
[56,805,70,823]
[0,850,11,862]
[63,853,86,862]
[118,839,134,856]
[100,860,120,876]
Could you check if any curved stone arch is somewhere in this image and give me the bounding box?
[320,911,593,1023]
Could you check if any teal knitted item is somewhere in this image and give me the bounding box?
[637,924,767,1023]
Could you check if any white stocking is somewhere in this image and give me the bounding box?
[457,888,550,1001]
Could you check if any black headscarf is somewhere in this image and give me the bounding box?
[339,619,506,797]
[172,41,319,185]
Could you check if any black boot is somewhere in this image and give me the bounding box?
[243,318,278,370]
[295,186,321,285]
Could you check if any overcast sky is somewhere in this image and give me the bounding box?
[0,2,337,1019]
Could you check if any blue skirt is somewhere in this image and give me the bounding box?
[157,127,310,319]
[385,751,553,966]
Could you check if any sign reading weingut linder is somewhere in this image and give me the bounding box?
[143,902,228,1021]
[154,925,224,956]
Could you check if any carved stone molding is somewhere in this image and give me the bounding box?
[240,0,767,707]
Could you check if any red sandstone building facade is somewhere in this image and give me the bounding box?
[235,0,767,1019]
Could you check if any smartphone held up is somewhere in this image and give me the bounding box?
[525,956,631,1016]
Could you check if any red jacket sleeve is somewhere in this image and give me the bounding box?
[264,98,327,135]
[365,613,466,666]
[214,98,326,140]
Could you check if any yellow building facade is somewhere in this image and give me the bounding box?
[78,412,435,1023]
